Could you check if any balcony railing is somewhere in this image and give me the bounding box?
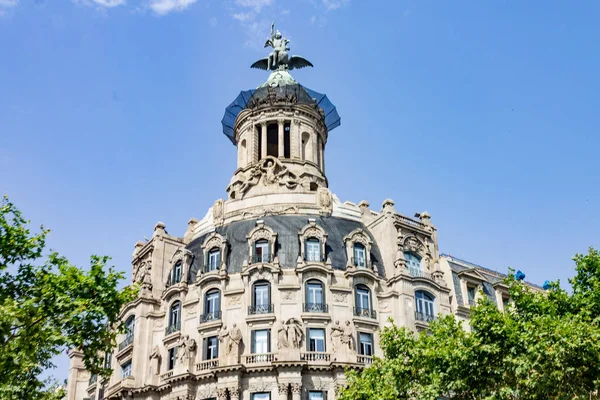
[118,335,134,351]
[165,321,181,335]
[252,253,272,264]
[415,311,435,323]
[196,359,219,371]
[408,267,433,280]
[354,307,377,319]
[200,310,222,323]
[244,353,274,364]
[303,303,328,313]
[305,253,325,263]
[357,355,374,365]
[202,264,220,274]
[300,352,331,362]
[160,371,173,380]
[248,304,274,315]
[350,256,372,269]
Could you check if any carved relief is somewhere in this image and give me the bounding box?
[379,299,390,311]
[276,318,303,349]
[282,291,296,301]
[242,205,298,218]
[249,378,271,392]
[231,156,301,199]
[212,199,224,225]
[219,324,243,362]
[278,382,289,395]
[403,235,425,255]
[317,187,332,213]
[227,294,242,306]
[196,384,216,400]
[291,383,302,394]
[332,292,348,303]
[149,345,161,376]
[177,335,196,365]
[216,388,228,400]
[331,320,354,353]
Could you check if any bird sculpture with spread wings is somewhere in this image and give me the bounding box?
[251,22,314,71]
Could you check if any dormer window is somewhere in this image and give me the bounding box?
[353,243,366,268]
[467,286,476,306]
[305,238,321,262]
[172,261,182,284]
[404,252,423,277]
[207,248,221,271]
[254,239,270,263]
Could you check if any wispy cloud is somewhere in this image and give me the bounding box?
[321,0,348,11]
[234,0,272,12]
[71,0,125,9]
[0,0,18,17]
[148,0,198,15]
[229,0,275,49]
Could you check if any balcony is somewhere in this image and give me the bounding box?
[202,264,220,274]
[196,358,219,371]
[248,304,274,315]
[303,303,328,313]
[200,311,222,323]
[354,307,377,319]
[305,253,325,263]
[118,335,134,351]
[408,267,433,280]
[251,253,272,264]
[300,351,331,362]
[357,355,374,365]
[244,353,275,365]
[160,371,173,381]
[415,311,435,323]
[165,321,181,336]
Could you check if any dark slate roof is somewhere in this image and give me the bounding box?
[186,215,384,281]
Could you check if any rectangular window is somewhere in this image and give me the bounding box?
[467,286,476,305]
[308,328,326,352]
[254,284,270,308]
[306,239,321,262]
[252,393,271,400]
[104,353,112,369]
[205,336,219,360]
[358,332,373,356]
[502,296,510,311]
[255,241,269,263]
[354,245,366,267]
[173,262,182,283]
[252,329,271,354]
[120,360,132,379]
[168,346,177,370]
[208,250,221,271]
[308,392,325,400]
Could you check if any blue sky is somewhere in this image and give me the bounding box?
[1,0,599,383]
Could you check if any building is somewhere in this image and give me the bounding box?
[66,25,538,400]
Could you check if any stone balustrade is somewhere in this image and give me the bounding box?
[244,353,275,365]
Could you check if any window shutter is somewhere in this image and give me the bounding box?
[267,283,271,307]
[267,329,271,352]
[251,331,256,353]
[306,328,310,351]
[216,291,221,313]
[203,338,207,360]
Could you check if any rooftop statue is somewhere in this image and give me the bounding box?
[251,22,313,71]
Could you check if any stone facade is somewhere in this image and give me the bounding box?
[67,57,538,400]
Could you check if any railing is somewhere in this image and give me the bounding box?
[408,267,433,280]
[357,355,374,365]
[351,256,372,269]
[415,311,435,323]
[354,307,377,319]
[165,321,181,335]
[89,374,97,385]
[118,335,134,351]
[200,311,222,323]
[305,253,325,262]
[301,352,331,362]
[303,303,328,313]
[252,253,272,264]
[244,353,274,364]
[160,371,173,380]
[248,304,274,315]
[396,215,427,230]
[202,264,219,274]
[196,359,219,371]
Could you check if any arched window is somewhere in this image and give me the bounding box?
[125,315,135,339]
[415,291,435,322]
[404,252,423,277]
[240,139,247,166]
[202,289,221,322]
[301,131,311,161]
[305,280,326,313]
[353,243,366,267]
[305,238,321,262]
[167,301,181,334]
[172,261,182,284]
[266,123,278,157]
[354,284,374,318]
[254,239,270,263]
[207,248,221,272]
[250,281,272,314]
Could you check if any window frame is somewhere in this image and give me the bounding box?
[307,328,326,352]
[358,332,374,356]
[120,360,132,379]
[305,279,325,312]
[415,290,435,319]
[251,329,271,354]
[124,315,135,339]
[204,335,219,360]
[172,261,182,284]
[251,281,271,313]
[207,247,221,271]
[169,300,181,330]
[308,391,326,400]
[204,289,221,320]
[353,243,366,267]
[355,284,372,311]
[305,237,321,262]
[254,239,270,263]
[168,346,177,370]
[251,393,271,400]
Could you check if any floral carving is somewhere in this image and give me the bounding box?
[332,292,348,303]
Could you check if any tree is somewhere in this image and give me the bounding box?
[0,196,137,400]
[340,248,600,400]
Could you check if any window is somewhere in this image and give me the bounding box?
[467,286,476,305]
[120,360,132,379]
[254,239,270,263]
[283,122,291,158]
[90,395,96,400]
[252,393,271,400]
[104,352,112,369]
[415,291,435,322]
[266,123,278,157]
[204,336,219,360]
[355,284,371,313]
[308,328,326,352]
[125,315,135,339]
[308,392,325,400]
[251,329,271,354]
[305,280,326,313]
[405,252,423,277]
[250,281,271,314]
[200,289,221,322]
[168,347,177,370]
[502,296,510,311]
[305,238,321,262]
[208,248,221,271]
[172,261,182,284]
[353,243,366,267]
[358,332,373,356]
[167,301,181,334]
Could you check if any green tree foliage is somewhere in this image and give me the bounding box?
[0,196,137,399]
[340,248,600,400]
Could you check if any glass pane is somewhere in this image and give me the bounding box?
[252,394,270,400]
[254,330,269,353]
[307,283,323,304]
[306,239,320,262]
[255,284,269,306]
[308,392,324,400]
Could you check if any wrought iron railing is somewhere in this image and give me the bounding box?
[200,310,222,323]
[252,252,272,264]
[202,264,219,274]
[408,267,433,280]
[117,335,134,351]
[305,253,325,262]
[248,304,274,315]
[415,311,435,323]
[303,303,328,313]
[165,321,181,335]
[354,307,377,319]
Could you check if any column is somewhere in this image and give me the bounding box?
[278,383,289,400]
[278,118,285,158]
[291,119,300,159]
[291,382,302,400]
[311,130,318,164]
[261,122,267,159]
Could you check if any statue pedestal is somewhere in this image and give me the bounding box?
[278,347,300,362]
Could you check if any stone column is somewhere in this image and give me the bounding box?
[311,130,318,164]
[278,383,289,400]
[278,118,285,158]
[229,386,241,400]
[291,383,302,400]
[253,124,259,162]
[261,122,267,159]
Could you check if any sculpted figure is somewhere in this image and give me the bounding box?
[228,323,243,356]
[330,320,343,352]
[286,318,303,348]
[264,22,289,70]
[341,320,354,351]
[276,320,289,349]
[149,345,161,375]
[238,165,262,197]
[177,335,188,363]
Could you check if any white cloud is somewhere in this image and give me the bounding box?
[234,0,272,12]
[71,0,125,9]
[321,0,348,11]
[209,16,217,27]
[232,11,253,22]
[0,0,18,17]
[309,15,316,25]
[148,0,198,15]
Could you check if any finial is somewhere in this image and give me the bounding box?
[250,22,314,72]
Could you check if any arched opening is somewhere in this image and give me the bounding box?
[405,252,423,277]
[125,315,135,339]
[415,290,435,322]
[353,243,366,267]
[168,301,181,333]
[251,280,272,314]
[267,123,278,157]
[305,279,326,312]
[240,139,247,167]
[203,288,221,322]
[301,131,311,161]
[354,284,374,318]
[207,247,221,272]
[316,134,322,169]
[305,238,321,262]
[256,124,262,161]
[284,122,291,158]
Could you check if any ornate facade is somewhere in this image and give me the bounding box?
[66,26,538,400]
